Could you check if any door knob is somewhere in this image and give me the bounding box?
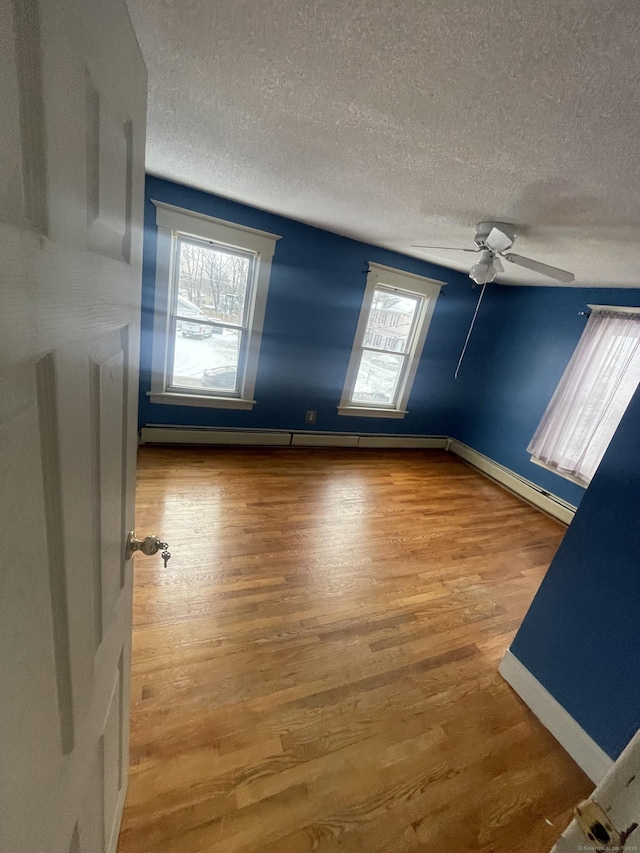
[126,531,170,563]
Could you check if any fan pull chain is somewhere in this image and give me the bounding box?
[454,284,487,380]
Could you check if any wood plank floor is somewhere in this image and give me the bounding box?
[117,447,592,853]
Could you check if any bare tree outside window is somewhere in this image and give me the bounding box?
[364,290,416,354]
[168,237,255,395]
[178,241,251,323]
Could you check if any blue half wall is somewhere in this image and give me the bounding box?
[510,380,640,760]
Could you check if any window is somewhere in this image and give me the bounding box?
[149,202,280,409]
[338,263,443,418]
[528,306,640,485]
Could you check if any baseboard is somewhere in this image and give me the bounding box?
[140,426,448,450]
[499,649,613,784]
[139,427,291,446]
[358,436,447,449]
[448,440,576,525]
[291,433,360,447]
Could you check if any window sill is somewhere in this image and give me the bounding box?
[337,405,408,419]
[530,456,589,488]
[148,391,256,410]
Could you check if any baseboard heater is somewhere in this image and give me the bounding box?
[139,425,448,450]
[448,439,577,525]
[139,426,576,523]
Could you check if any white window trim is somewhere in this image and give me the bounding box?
[587,304,640,316]
[530,456,588,488]
[148,201,280,409]
[338,262,443,419]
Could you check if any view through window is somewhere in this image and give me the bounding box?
[168,237,254,396]
[338,262,442,418]
[351,287,422,406]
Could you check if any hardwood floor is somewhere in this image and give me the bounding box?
[117,447,592,853]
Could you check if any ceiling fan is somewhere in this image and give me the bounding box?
[412,222,575,378]
[413,221,575,284]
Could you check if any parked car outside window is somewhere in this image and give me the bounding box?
[176,295,221,338]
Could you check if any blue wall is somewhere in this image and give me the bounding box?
[510,380,640,759]
[448,284,640,506]
[139,176,476,436]
[139,176,640,511]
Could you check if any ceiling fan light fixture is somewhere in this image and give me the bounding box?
[469,251,498,284]
[410,220,574,283]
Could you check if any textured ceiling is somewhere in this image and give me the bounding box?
[127,0,640,287]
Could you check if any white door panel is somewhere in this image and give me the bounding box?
[0,1,146,851]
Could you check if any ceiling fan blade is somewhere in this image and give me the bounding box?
[504,253,575,283]
[485,227,513,254]
[492,256,504,273]
[411,245,480,252]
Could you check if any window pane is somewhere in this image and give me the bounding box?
[352,350,404,406]
[178,240,251,326]
[171,326,240,393]
[364,289,420,353]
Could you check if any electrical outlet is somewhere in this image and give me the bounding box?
[305,410,317,425]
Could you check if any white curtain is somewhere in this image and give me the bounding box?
[528,310,640,485]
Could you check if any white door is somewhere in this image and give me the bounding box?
[552,731,640,851]
[0,1,146,851]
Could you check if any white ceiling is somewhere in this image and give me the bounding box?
[127,0,640,287]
